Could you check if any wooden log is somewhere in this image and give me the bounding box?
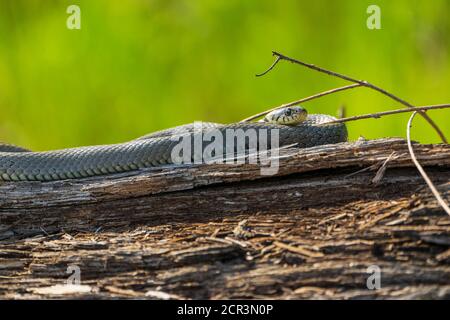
[0,138,449,299]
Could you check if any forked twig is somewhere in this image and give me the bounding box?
[240,84,361,123]
[406,112,450,216]
[256,51,447,143]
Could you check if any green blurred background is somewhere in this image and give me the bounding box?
[0,0,448,150]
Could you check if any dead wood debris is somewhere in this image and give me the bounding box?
[0,139,449,299]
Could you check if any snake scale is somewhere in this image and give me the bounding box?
[0,109,347,182]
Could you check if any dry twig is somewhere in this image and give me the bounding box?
[407,112,450,216]
[240,84,361,122]
[326,104,450,125]
[254,51,447,143]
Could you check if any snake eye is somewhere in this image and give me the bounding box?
[285,109,292,116]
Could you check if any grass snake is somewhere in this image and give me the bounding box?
[0,107,347,181]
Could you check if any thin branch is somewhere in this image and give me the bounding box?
[407,112,450,216]
[255,55,282,77]
[240,84,361,123]
[324,104,450,125]
[262,51,447,143]
[271,51,361,84]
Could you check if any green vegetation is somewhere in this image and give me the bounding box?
[0,0,448,150]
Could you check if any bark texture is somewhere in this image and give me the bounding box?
[0,138,449,299]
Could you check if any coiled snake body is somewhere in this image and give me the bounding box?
[0,108,347,181]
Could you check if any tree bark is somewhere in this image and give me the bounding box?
[0,138,449,299]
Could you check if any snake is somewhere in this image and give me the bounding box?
[0,106,347,181]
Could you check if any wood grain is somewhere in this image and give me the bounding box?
[0,138,449,299]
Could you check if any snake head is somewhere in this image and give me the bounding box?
[263,106,308,125]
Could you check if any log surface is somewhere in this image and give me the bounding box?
[0,138,449,299]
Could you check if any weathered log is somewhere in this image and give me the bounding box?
[0,138,449,299]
